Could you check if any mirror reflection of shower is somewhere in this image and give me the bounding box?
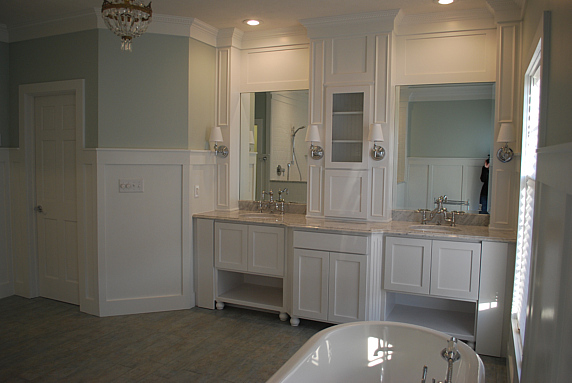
[289,126,306,181]
[239,90,309,204]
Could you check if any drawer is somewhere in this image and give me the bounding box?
[293,231,369,255]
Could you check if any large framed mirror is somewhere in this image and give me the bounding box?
[394,83,495,214]
[240,90,309,203]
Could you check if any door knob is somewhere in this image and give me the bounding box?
[35,205,43,213]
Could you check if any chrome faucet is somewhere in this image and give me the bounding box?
[258,190,277,213]
[276,188,288,214]
[430,195,448,225]
[419,337,461,383]
[442,337,461,383]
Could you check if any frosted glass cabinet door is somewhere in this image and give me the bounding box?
[248,225,285,277]
[325,85,371,169]
[430,240,481,300]
[215,222,248,272]
[384,237,432,294]
[328,252,367,323]
[293,249,329,321]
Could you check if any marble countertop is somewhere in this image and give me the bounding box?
[193,210,516,243]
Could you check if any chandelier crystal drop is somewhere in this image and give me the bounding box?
[101,0,152,51]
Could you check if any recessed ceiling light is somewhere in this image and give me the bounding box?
[243,19,262,26]
[436,0,454,4]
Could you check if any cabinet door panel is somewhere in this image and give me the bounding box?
[431,241,481,300]
[248,226,285,276]
[214,222,248,272]
[328,253,367,323]
[293,249,329,321]
[324,169,368,219]
[384,237,431,294]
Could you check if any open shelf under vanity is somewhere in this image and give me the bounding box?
[216,270,284,312]
[384,292,477,343]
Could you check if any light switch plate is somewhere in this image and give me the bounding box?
[119,178,144,193]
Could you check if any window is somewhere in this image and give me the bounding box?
[511,40,541,367]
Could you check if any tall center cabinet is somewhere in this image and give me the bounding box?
[302,12,397,221]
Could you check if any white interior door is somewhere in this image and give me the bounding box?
[35,93,79,305]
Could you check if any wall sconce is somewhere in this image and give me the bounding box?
[368,123,385,160]
[209,126,229,158]
[496,123,516,163]
[305,124,324,160]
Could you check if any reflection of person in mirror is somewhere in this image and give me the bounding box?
[480,158,489,214]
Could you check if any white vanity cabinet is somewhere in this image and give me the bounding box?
[292,231,369,325]
[383,236,481,345]
[384,237,481,300]
[213,222,286,316]
[215,222,284,277]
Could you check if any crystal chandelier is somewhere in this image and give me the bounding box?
[101,0,152,51]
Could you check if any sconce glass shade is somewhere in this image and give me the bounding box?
[496,123,515,163]
[369,123,385,160]
[305,124,324,160]
[209,126,228,158]
[249,131,255,145]
[368,123,384,142]
[497,123,516,142]
[305,124,321,143]
[209,126,223,143]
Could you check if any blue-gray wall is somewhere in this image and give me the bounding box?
[7,29,216,149]
[98,31,190,149]
[0,41,8,147]
[408,99,494,158]
[8,30,99,148]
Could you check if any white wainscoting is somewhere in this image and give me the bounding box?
[404,157,486,212]
[0,149,14,298]
[96,149,215,316]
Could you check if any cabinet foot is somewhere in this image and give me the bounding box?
[216,301,225,310]
[290,317,300,326]
[279,312,288,322]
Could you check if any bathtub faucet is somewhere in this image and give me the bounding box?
[442,337,461,383]
[420,337,461,383]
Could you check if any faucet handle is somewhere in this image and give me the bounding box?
[277,188,288,202]
[416,209,431,224]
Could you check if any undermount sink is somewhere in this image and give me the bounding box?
[409,224,460,232]
[239,212,283,219]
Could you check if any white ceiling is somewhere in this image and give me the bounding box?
[0,0,492,32]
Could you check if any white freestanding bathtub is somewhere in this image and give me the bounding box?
[268,321,484,383]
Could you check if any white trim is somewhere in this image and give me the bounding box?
[301,10,399,38]
[536,142,572,195]
[241,26,310,50]
[395,8,496,36]
[4,8,220,47]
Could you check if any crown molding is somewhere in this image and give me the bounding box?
[241,26,309,50]
[7,8,98,42]
[484,0,523,22]
[3,8,219,46]
[217,28,245,49]
[301,9,400,38]
[395,8,496,35]
[0,24,8,43]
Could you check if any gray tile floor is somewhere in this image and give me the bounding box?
[1,296,507,382]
